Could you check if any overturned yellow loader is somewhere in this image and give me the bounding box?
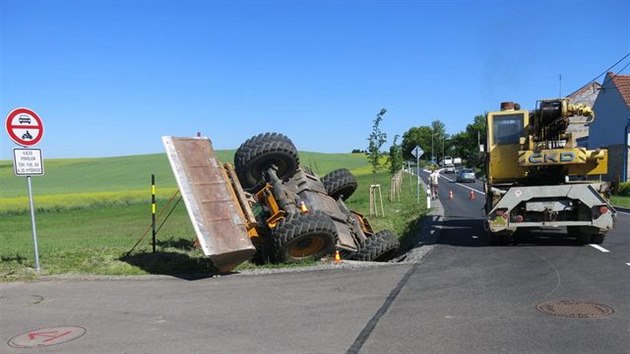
[163,133,401,272]
[162,136,256,273]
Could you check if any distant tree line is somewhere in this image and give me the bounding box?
[360,108,488,182]
[400,114,487,171]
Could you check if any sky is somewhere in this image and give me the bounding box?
[1,0,629,159]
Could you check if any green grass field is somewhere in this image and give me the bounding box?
[0,151,368,214]
[1,152,426,280]
[611,195,630,208]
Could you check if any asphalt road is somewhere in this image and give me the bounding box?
[1,170,628,353]
[374,169,630,353]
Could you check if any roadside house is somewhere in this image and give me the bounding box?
[588,72,630,182]
[566,82,601,147]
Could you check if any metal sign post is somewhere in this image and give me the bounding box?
[417,154,420,203]
[412,146,424,204]
[26,176,41,271]
[6,108,45,272]
[13,148,45,272]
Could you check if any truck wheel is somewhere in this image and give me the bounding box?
[488,232,501,245]
[351,230,400,262]
[590,234,605,244]
[271,211,337,263]
[577,233,590,245]
[235,132,299,190]
[321,168,358,200]
[568,226,591,245]
[488,231,513,246]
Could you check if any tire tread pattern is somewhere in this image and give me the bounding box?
[271,210,337,263]
[350,230,400,262]
[234,132,299,189]
[321,168,358,200]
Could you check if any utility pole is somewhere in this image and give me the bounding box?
[431,130,434,164]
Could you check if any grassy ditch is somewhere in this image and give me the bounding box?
[611,195,630,208]
[1,154,428,281]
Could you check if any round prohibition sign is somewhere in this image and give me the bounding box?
[5,107,45,147]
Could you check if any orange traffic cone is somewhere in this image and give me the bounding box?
[334,250,341,263]
[449,190,454,200]
[469,190,476,200]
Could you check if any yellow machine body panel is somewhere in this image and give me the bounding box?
[518,148,588,166]
[487,110,529,184]
[567,149,608,176]
[518,147,608,176]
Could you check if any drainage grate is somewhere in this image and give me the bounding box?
[536,300,614,319]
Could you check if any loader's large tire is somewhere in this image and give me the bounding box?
[351,230,400,262]
[271,211,337,263]
[321,168,358,201]
[234,132,299,190]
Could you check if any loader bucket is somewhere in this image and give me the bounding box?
[162,136,256,273]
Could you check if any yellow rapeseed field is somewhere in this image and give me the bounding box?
[0,187,180,214]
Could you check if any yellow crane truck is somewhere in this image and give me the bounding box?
[484,99,616,244]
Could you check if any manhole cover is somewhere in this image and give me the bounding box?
[536,300,614,319]
[8,326,86,348]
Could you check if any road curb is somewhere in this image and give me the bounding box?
[613,205,630,214]
[394,177,444,263]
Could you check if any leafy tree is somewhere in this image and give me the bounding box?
[401,126,430,161]
[388,134,403,176]
[431,120,448,162]
[401,119,448,162]
[367,108,388,182]
[448,114,487,171]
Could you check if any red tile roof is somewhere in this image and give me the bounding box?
[607,72,630,108]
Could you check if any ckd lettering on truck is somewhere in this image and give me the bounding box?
[527,151,575,164]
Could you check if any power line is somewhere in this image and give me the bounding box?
[569,53,630,102]
[586,52,630,85]
[601,60,630,87]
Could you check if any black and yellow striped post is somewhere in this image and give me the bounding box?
[151,174,156,253]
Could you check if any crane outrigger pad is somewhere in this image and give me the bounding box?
[162,136,256,273]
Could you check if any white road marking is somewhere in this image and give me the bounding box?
[439,174,486,195]
[589,244,610,253]
[626,263,630,266]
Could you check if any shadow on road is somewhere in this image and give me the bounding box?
[433,216,486,247]
[511,228,587,247]
[398,214,426,251]
[120,238,222,280]
[415,216,587,248]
